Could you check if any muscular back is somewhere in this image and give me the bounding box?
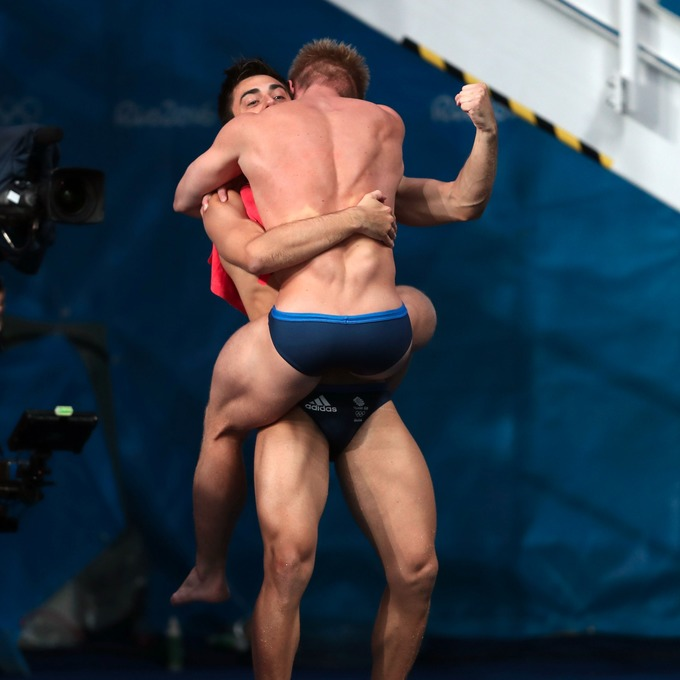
[211,87,406,314]
[238,95,404,226]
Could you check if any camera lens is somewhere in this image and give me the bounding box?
[52,176,88,217]
[47,168,105,224]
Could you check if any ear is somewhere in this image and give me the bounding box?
[288,80,296,98]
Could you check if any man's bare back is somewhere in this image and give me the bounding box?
[175,82,406,316]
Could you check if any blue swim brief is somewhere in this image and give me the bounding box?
[268,304,412,377]
[298,382,392,459]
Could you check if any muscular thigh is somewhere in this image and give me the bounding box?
[396,285,437,351]
[206,316,319,432]
[335,402,436,573]
[254,409,331,554]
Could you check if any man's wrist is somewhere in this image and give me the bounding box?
[477,125,498,140]
[346,206,365,233]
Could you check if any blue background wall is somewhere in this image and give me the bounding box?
[2,0,680,665]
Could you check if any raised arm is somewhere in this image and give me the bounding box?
[203,189,397,277]
[173,118,248,218]
[395,82,498,227]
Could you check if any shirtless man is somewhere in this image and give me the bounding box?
[174,46,497,678]
[172,47,496,603]
[173,37,477,500]
[172,56,440,606]
[174,43,415,439]
[202,178,438,680]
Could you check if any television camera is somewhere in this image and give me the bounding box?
[0,128,104,529]
[0,125,105,275]
[0,408,98,532]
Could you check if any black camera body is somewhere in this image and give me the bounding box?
[0,409,98,531]
[0,125,105,274]
[0,168,104,224]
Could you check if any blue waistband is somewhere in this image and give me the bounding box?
[270,304,407,324]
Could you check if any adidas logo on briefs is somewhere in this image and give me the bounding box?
[304,394,338,413]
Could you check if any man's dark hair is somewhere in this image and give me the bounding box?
[217,58,291,124]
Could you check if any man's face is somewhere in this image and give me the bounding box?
[231,75,291,117]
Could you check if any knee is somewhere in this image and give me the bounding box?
[389,550,439,601]
[202,398,244,441]
[263,542,316,598]
[396,285,437,351]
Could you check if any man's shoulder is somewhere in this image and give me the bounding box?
[213,112,260,148]
[375,103,401,119]
[335,98,403,123]
[217,111,259,135]
[347,99,402,122]
[374,104,405,136]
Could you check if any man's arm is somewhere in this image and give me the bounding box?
[395,82,498,227]
[173,119,247,218]
[220,257,279,321]
[203,190,397,277]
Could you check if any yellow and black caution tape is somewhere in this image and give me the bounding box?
[402,37,613,169]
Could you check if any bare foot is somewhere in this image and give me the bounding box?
[171,566,230,605]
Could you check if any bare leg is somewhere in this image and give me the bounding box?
[170,420,247,605]
[396,285,437,351]
[172,317,319,606]
[387,285,437,393]
[251,410,330,679]
[336,402,438,680]
[205,315,322,431]
[171,291,431,606]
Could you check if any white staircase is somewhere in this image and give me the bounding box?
[328,0,680,213]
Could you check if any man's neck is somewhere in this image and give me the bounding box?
[295,81,343,99]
